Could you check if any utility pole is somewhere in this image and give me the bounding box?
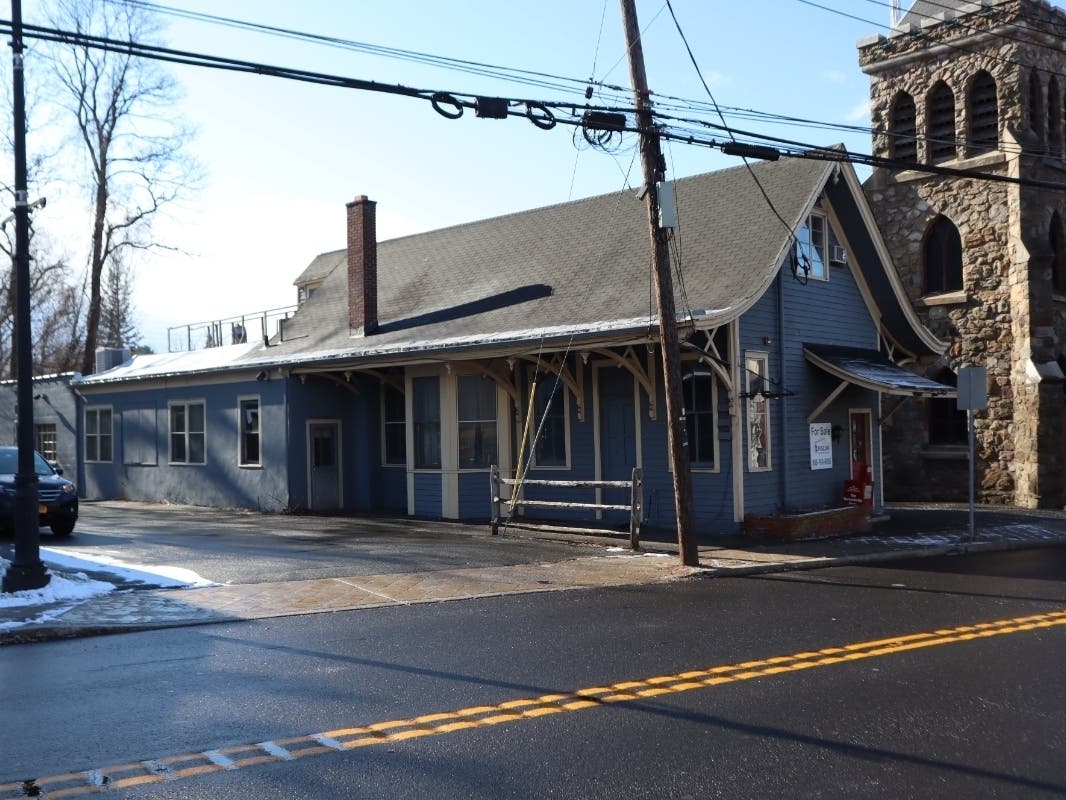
[2,0,49,593]
[619,0,698,566]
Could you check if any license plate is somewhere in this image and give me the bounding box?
[38,504,46,514]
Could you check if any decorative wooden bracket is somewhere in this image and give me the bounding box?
[593,346,657,419]
[464,360,522,406]
[517,353,586,422]
[362,368,404,393]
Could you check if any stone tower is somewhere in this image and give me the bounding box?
[859,0,1065,508]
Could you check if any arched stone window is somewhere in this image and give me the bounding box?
[927,81,956,163]
[1052,211,1066,294]
[928,369,968,446]
[1030,68,1045,146]
[923,216,963,294]
[1049,77,1062,158]
[889,91,917,162]
[967,70,998,155]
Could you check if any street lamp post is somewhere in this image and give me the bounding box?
[2,0,49,593]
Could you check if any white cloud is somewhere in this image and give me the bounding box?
[846,99,872,123]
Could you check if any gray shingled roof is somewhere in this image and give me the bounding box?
[252,156,831,366]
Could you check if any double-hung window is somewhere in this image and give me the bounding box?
[412,377,441,469]
[36,423,57,463]
[382,384,406,466]
[745,353,771,471]
[85,407,113,463]
[457,375,497,469]
[532,378,568,468]
[683,367,717,469]
[239,398,260,466]
[170,401,206,464]
[796,213,828,281]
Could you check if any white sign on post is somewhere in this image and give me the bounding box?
[810,423,833,470]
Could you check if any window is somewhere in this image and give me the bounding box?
[928,371,967,445]
[532,377,568,468]
[927,81,956,163]
[239,398,260,466]
[967,71,998,155]
[170,401,205,464]
[923,216,964,294]
[1029,68,1045,146]
[683,367,717,469]
[1049,77,1062,158]
[35,423,57,463]
[382,383,406,466]
[412,377,440,469]
[85,407,113,463]
[457,375,497,469]
[796,212,828,281]
[889,91,917,162]
[745,353,771,471]
[1052,212,1066,294]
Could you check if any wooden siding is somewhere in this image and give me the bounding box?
[413,471,442,517]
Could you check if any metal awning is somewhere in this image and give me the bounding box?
[804,344,956,423]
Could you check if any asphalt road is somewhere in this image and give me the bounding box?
[1,547,1064,798]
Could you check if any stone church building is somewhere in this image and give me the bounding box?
[859,0,1066,508]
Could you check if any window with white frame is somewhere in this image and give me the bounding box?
[35,423,57,463]
[796,212,828,281]
[457,374,497,469]
[85,407,113,462]
[532,377,568,468]
[382,383,406,466]
[239,398,260,466]
[170,401,206,464]
[412,376,441,469]
[745,353,771,471]
[682,366,717,469]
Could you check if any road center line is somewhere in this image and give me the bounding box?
[3,608,1063,799]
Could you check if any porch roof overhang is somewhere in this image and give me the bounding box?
[804,344,956,397]
[804,344,956,425]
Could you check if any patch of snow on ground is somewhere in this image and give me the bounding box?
[40,547,217,588]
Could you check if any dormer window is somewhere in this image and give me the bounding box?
[297,281,321,306]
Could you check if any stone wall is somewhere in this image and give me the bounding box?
[858,0,1065,507]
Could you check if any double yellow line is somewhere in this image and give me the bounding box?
[4,609,1064,798]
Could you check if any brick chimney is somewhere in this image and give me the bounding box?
[346,195,378,335]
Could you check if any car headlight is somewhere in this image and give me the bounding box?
[61,483,76,494]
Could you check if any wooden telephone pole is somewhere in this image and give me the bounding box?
[619,0,698,566]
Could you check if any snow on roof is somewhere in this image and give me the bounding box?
[75,342,262,386]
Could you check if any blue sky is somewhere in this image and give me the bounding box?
[11,1,962,353]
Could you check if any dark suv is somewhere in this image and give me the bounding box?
[0,446,78,537]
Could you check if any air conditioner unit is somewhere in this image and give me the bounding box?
[830,245,848,266]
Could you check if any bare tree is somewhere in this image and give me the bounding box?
[47,0,197,374]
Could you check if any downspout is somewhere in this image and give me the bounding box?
[777,270,790,511]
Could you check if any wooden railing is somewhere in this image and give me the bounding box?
[489,465,644,550]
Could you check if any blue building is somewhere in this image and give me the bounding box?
[74,156,952,534]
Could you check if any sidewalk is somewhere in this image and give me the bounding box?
[3,505,1065,645]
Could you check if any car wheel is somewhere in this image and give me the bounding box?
[49,519,75,537]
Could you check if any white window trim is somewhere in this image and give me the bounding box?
[408,370,444,474]
[237,395,262,469]
[527,368,572,471]
[168,399,207,466]
[795,211,830,282]
[745,351,772,473]
[380,383,407,468]
[84,405,114,464]
[684,366,721,474]
[455,373,499,473]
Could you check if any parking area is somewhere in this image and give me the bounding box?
[0,501,612,587]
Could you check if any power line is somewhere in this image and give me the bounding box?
[4,18,1066,194]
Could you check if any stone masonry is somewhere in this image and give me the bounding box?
[858,0,1065,508]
